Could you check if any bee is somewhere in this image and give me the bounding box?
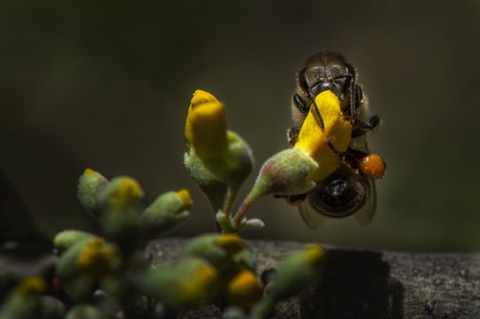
[286,52,385,229]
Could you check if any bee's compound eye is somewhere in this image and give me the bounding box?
[359,154,386,179]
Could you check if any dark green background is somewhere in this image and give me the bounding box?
[1,1,479,252]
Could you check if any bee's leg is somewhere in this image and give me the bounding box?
[293,94,310,114]
[273,192,308,206]
[354,84,364,107]
[294,93,324,128]
[287,126,300,147]
[326,141,364,174]
[351,115,380,138]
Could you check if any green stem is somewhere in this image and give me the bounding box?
[222,185,240,218]
[231,190,261,226]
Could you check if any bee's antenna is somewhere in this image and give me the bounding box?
[302,71,325,129]
[349,73,356,119]
[333,72,355,118]
[307,89,325,129]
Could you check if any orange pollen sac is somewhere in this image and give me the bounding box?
[359,154,386,179]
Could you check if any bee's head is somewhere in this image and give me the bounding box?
[297,52,356,113]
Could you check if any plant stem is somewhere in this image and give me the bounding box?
[231,191,260,225]
[222,185,240,218]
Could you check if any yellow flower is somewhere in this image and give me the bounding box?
[225,269,264,310]
[76,238,118,280]
[184,90,253,189]
[294,90,352,182]
[233,91,352,225]
[176,189,193,210]
[185,90,228,161]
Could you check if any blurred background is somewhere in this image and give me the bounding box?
[1,0,479,252]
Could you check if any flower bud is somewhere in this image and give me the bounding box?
[52,230,96,255]
[184,147,228,212]
[181,233,246,269]
[224,269,263,310]
[98,176,144,256]
[233,148,318,225]
[184,90,253,188]
[0,276,48,319]
[141,189,192,240]
[142,257,219,309]
[65,305,104,319]
[77,168,109,218]
[269,244,326,301]
[99,176,144,210]
[56,237,119,299]
[185,90,228,162]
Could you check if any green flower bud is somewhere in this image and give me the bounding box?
[0,276,47,319]
[65,305,105,319]
[77,168,109,218]
[269,244,326,301]
[98,176,144,256]
[142,257,219,309]
[184,147,228,212]
[181,233,245,270]
[99,176,144,211]
[56,237,119,299]
[217,131,253,188]
[232,148,318,225]
[248,245,326,319]
[52,230,96,255]
[141,189,192,240]
[224,269,263,311]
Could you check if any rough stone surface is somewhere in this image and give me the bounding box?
[147,238,480,319]
[1,238,479,318]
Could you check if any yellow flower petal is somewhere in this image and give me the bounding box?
[294,90,352,182]
[176,189,193,210]
[83,168,96,176]
[76,238,118,279]
[225,269,263,310]
[176,262,219,306]
[185,90,228,160]
[214,233,245,257]
[103,177,144,209]
[304,244,327,267]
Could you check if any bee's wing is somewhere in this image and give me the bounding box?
[299,200,328,230]
[353,179,376,225]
